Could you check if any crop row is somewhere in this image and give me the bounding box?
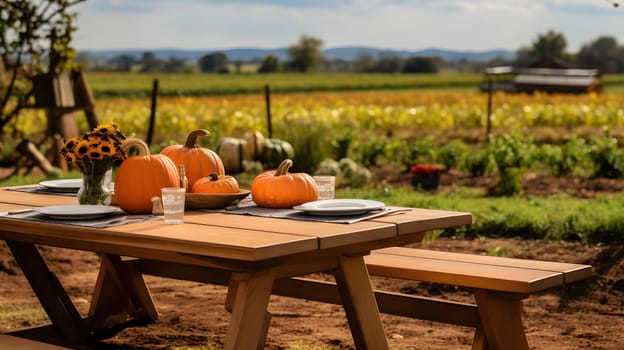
[7,90,624,176]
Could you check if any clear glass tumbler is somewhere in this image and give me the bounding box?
[161,187,186,224]
[313,176,335,200]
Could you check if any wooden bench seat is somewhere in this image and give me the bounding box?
[366,247,592,293]
[0,334,70,349]
[363,247,593,350]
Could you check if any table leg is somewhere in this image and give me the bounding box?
[333,255,389,350]
[473,289,529,350]
[224,269,275,350]
[88,254,158,329]
[6,241,91,343]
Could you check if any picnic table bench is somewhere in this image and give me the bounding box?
[0,187,592,349]
[131,245,593,350]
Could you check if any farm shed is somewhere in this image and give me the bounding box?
[481,65,602,94]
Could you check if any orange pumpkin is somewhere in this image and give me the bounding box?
[192,173,240,193]
[115,138,180,214]
[160,129,225,189]
[251,159,318,208]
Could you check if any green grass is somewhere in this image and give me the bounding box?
[339,186,624,243]
[602,74,624,94]
[0,303,49,330]
[0,171,82,186]
[84,72,624,98]
[84,72,486,98]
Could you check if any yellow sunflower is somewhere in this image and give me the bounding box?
[75,139,92,160]
[61,137,79,154]
[96,140,116,157]
[92,122,122,138]
[87,148,104,160]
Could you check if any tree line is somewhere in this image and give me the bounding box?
[79,30,624,75]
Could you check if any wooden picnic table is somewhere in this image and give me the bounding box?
[0,186,473,349]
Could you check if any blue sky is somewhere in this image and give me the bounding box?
[73,0,623,53]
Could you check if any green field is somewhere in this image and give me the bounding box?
[84,72,624,98]
[85,72,489,98]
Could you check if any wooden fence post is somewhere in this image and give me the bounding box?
[72,70,99,129]
[264,84,272,138]
[146,79,159,146]
[486,78,493,141]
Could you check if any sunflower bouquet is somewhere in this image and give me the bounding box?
[60,122,126,204]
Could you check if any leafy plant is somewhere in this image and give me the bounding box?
[464,149,492,177]
[438,140,469,171]
[488,133,535,174]
[397,136,437,172]
[589,128,624,178]
[353,133,388,167]
[537,137,589,177]
[487,134,536,196]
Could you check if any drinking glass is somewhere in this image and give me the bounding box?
[161,187,186,224]
[313,176,335,200]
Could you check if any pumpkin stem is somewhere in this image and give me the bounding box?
[208,173,219,181]
[274,159,293,176]
[121,137,151,156]
[184,129,211,149]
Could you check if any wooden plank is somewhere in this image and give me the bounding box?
[374,247,593,284]
[474,289,529,350]
[333,255,389,350]
[130,259,482,328]
[0,334,70,349]
[271,277,480,328]
[0,188,78,206]
[87,262,136,329]
[224,270,275,350]
[5,242,91,343]
[0,203,31,212]
[372,208,473,235]
[365,253,563,294]
[187,212,398,249]
[0,218,319,262]
[98,254,158,320]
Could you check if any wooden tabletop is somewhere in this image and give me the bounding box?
[0,186,473,264]
[0,185,474,349]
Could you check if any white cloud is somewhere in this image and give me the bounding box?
[73,0,624,52]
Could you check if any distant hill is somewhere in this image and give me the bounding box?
[323,47,514,61]
[79,46,515,63]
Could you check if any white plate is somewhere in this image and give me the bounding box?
[293,199,385,216]
[34,205,119,220]
[39,179,82,192]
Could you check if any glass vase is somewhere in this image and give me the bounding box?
[78,169,112,205]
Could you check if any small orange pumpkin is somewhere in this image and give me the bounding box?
[160,129,225,188]
[192,173,240,194]
[115,138,180,214]
[251,159,318,208]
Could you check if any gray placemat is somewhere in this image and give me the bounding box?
[1,210,160,228]
[9,186,78,197]
[201,204,409,224]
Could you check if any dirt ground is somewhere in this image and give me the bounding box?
[1,170,623,349]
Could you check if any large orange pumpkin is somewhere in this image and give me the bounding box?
[115,138,180,214]
[192,173,240,193]
[160,129,225,189]
[251,159,318,208]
